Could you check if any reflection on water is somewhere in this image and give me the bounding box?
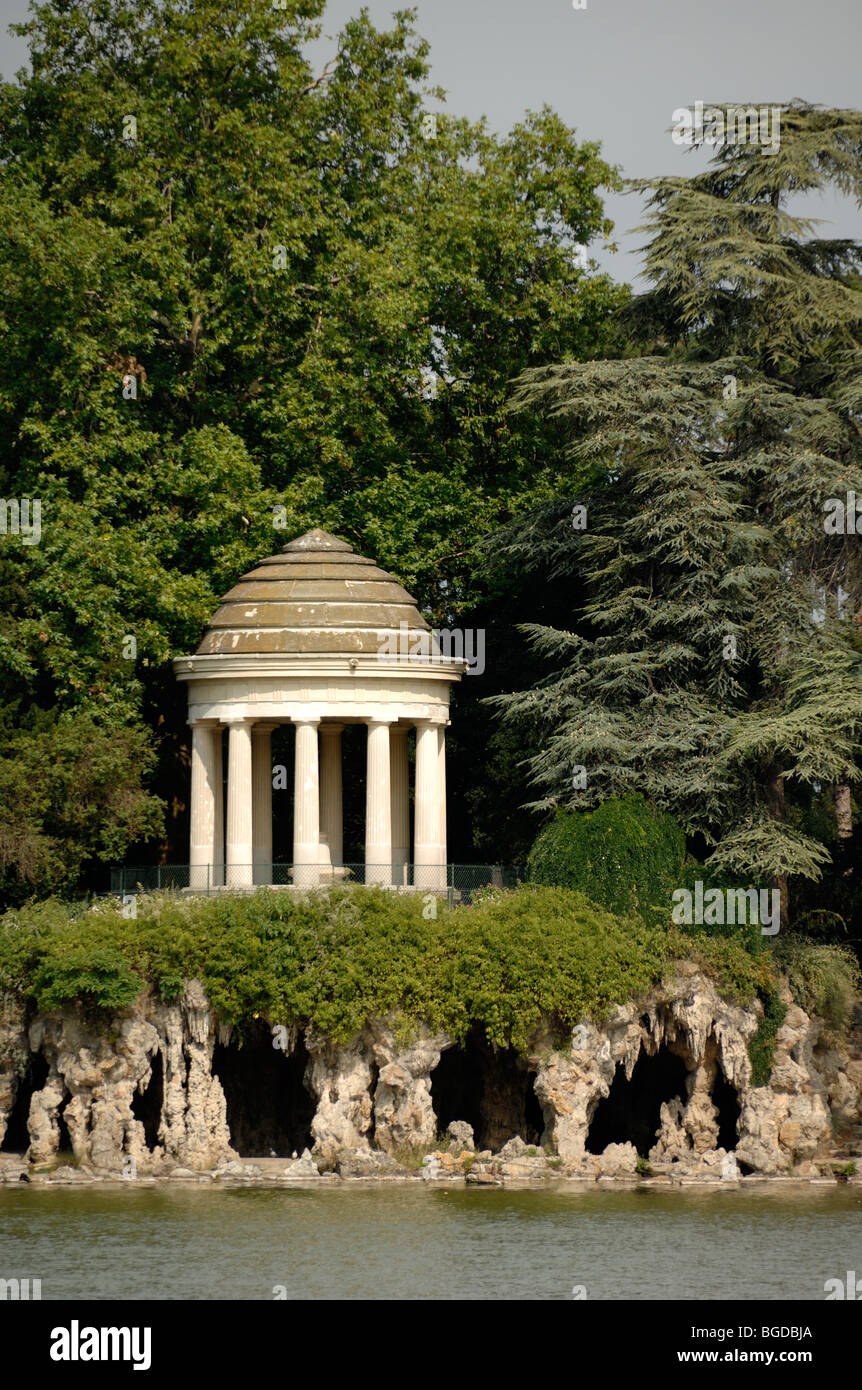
[1,1184,860,1300]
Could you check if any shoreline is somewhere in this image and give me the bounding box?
[2,1165,860,1192]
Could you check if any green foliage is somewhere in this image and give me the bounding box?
[156,971,184,1004]
[0,885,770,1049]
[748,989,788,1087]
[526,794,686,926]
[674,860,770,955]
[493,102,862,907]
[0,0,627,892]
[31,945,142,1013]
[0,708,164,904]
[682,934,772,1006]
[771,936,861,1033]
[387,1141,445,1172]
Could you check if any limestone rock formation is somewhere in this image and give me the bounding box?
[447,1121,476,1151]
[531,967,846,1176]
[0,981,233,1174]
[283,1148,320,1178]
[304,1030,376,1161]
[0,964,858,1180]
[366,1019,448,1153]
[594,1142,639,1177]
[0,995,29,1151]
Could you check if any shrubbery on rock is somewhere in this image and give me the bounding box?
[526,793,686,927]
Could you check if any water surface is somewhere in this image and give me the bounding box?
[1,1184,860,1300]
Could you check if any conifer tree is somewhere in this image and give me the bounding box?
[495,103,862,912]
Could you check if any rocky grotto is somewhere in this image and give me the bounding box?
[1,963,861,1185]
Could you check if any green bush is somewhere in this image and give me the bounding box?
[31,945,142,1012]
[748,988,787,1087]
[0,884,773,1050]
[526,794,686,926]
[771,937,861,1034]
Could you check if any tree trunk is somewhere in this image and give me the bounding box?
[767,772,789,926]
[835,777,853,841]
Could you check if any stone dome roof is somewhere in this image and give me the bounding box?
[195,528,431,656]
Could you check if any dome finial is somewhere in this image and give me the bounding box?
[282,528,352,554]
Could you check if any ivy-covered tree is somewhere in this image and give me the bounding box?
[494,102,862,917]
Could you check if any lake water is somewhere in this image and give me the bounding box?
[2,1183,860,1300]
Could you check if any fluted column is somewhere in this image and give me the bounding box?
[252,724,275,886]
[189,722,222,891]
[365,719,393,885]
[226,720,253,887]
[414,720,445,889]
[293,718,320,888]
[390,725,410,886]
[319,724,343,873]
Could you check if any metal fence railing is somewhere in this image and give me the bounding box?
[110,863,523,904]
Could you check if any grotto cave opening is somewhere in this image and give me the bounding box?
[430,1027,544,1151]
[131,1051,164,1151]
[712,1066,741,1152]
[212,1020,315,1157]
[1,1050,49,1153]
[586,1044,689,1158]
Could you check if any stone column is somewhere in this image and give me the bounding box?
[252,724,275,886]
[436,724,448,875]
[414,720,446,889]
[225,720,253,888]
[319,724,344,874]
[365,719,393,885]
[189,722,223,891]
[293,719,321,888]
[390,725,410,886]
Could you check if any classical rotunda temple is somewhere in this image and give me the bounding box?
[173,529,465,890]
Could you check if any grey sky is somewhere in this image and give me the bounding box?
[1,0,859,283]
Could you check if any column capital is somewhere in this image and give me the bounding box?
[365,715,396,726]
[290,715,321,728]
[251,721,280,735]
[319,722,345,736]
